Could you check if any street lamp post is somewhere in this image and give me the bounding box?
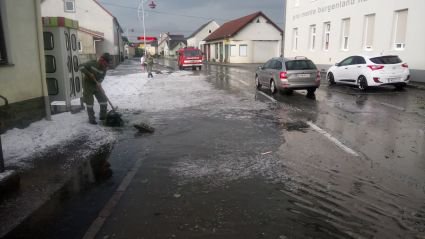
[137,0,156,56]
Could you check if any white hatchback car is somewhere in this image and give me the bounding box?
[327,55,410,90]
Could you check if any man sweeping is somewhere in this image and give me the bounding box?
[79,53,111,125]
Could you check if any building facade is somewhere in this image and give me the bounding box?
[186,20,220,50]
[41,0,124,66]
[204,12,283,64]
[284,0,425,82]
[0,0,50,130]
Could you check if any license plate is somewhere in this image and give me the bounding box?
[298,74,310,78]
[388,78,398,82]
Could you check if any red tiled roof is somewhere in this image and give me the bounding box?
[205,11,282,42]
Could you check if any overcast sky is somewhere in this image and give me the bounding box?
[98,0,285,42]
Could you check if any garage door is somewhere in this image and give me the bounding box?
[253,41,278,63]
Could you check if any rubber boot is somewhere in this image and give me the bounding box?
[99,104,107,121]
[87,107,97,125]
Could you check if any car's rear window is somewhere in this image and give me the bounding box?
[285,60,317,70]
[184,50,201,57]
[369,56,402,64]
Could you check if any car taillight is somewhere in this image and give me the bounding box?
[373,77,382,83]
[280,71,287,79]
[402,63,409,68]
[367,65,384,71]
[316,71,321,81]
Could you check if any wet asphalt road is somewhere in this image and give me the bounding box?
[5,59,425,239]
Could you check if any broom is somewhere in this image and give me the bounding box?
[96,82,124,127]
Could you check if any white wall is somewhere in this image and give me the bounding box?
[208,16,282,63]
[285,0,425,71]
[224,16,282,63]
[227,41,252,63]
[234,16,282,42]
[0,0,44,104]
[41,0,117,56]
[187,21,220,48]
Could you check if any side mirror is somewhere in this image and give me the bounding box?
[335,62,340,67]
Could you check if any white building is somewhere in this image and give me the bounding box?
[186,20,220,49]
[284,0,425,82]
[204,12,283,64]
[41,0,124,66]
[0,0,50,130]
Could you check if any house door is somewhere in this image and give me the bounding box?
[219,43,223,62]
[224,45,229,63]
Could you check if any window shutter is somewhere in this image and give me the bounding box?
[395,10,408,44]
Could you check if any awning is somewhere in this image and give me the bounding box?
[79,27,104,40]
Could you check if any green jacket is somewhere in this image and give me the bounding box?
[79,60,106,84]
[146,56,154,66]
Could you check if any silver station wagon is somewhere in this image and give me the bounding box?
[255,57,321,96]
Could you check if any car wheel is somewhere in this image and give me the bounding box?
[307,88,316,95]
[255,75,262,89]
[358,75,368,91]
[270,80,277,94]
[328,72,336,86]
[307,88,316,99]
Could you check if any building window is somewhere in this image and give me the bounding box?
[323,22,330,51]
[341,18,350,50]
[78,41,83,52]
[45,55,57,73]
[64,0,75,13]
[363,14,375,50]
[43,32,55,50]
[309,25,316,50]
[47,78,59,95]
[292,28,298,51]
[0,6,8,64]
[230,45,237,57]
[239,44,247,57]
[71,34,77,51]
[393,9,408,50]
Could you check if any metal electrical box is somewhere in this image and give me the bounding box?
[42,17,82,110]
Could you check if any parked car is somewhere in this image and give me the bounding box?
[327,55,410,90]
[255,57,320,95]
[177,47,203,70]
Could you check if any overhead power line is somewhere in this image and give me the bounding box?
[99,1,230,21]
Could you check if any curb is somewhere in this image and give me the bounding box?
[0,170,20,195]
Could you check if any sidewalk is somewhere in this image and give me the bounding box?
[205,61,261,70]
[0,110,115,238]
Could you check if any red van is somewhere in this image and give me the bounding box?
[177,47,203,70]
